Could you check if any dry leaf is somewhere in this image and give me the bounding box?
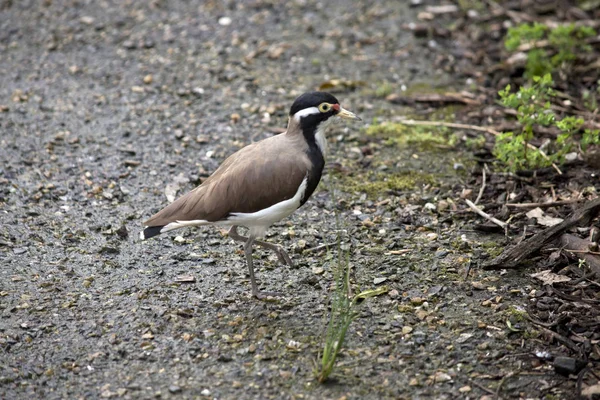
[530,270,571,285]
[526,207,564,227]
[582,383,600,397]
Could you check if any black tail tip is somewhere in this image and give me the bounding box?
[140,226,164,240]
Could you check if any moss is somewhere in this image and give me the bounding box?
[402,82,451,96]
[505,306,528,322]
[480,241,504,258]
[338,170,437,198]
[365,122,456,151]
[375,81,393,98]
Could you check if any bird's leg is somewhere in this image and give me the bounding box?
[229,225,293,267]
[243,235,283,299]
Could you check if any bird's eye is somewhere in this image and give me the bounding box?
[318,103,331,113]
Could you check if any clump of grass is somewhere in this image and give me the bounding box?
[375,81,393,98]
[365,122,456,150]
[315,238,387,383]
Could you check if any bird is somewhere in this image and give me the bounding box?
[140,91,361,299]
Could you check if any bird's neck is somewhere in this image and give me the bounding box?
[287,116,330,159]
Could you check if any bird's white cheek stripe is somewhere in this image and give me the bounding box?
[293,107,320,121]
[314,119,331,157]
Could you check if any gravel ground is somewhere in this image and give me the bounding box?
[0,1,575,399]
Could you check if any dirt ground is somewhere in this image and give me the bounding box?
[0,1,588,399]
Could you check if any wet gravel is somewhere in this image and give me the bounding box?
[0,1,579,399]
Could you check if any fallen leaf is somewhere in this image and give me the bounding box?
[526,207,564,227]
[530,270,571,285]
[582,383,600,396]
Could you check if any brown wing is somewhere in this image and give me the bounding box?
[143,137,310,227]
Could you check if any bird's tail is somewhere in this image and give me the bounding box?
[140,226,165,240]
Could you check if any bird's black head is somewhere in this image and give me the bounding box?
[289,91,340,118]
[288,91,361,131]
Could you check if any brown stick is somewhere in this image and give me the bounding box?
[465,199,508,229]
[559,234,600,278]
[506,199,582,208]
[483,197,600,269]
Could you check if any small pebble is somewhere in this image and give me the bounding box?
[218,17,232,26]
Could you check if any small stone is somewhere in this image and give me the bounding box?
[80,16,95,25]
[388,289,399,298]
[169,385,181,394]
[174,236,186,243]
[456,333,473,343]
[410,297,425,305]
[361,218,375,227]
[458,385,471,393]
[437,200,449,211]
[554,356,585,376]
[143,74,153,84]
[402,326,413,334]
[408,377,419,386]
[564,152,578,162]
[424,202,436,211]
[218,16,232,26]
[433,371,452,382]
[312,267,324,275]
[435,250,449,258]
[373,277,387,285]
[460,188,473,199]
[122,40,136,49]
[230,113,241,123]
[141,332,154,340]
[471,281,486,290]
[426,233,438,241]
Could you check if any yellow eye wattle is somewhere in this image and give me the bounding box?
[318,103,331,113]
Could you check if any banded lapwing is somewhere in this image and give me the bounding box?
[141,91,361,298]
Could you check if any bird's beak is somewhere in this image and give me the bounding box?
[336,107,362,121]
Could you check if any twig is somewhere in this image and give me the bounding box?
[530,322,581,354]
[304,242,337,253]
[465,199,508,229]
[475,167,486,205]
[506,199,581,208]
[496,372,515,400]
[484,197,600,269]
[468,378,496,396]
[396,119,563,174]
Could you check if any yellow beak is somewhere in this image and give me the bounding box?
[336,107,362,121]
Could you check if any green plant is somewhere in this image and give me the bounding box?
[375,81,393,98]
[505,23,596,79]
[495,74,556,171]
[316,238,387,383]
[494,74,599,171]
